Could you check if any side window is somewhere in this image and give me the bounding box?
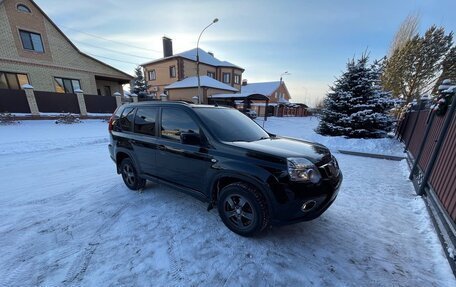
[134,107,158,136]
[160,109,199,142]
[119,107,135,132]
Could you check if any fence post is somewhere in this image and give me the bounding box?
[74,89,87,116]
[22,84,39,116]
[417,84,456,195]
[113,92,122,107]
[131,93,139,103]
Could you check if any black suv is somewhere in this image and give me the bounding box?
[108,102,342,236]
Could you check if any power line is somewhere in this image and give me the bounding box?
[75,40,153,60]
[85,53,140,65]
[60,24,162,54]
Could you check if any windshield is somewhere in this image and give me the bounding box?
[195,108,270,142]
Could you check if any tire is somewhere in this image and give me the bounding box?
[120,158,146,191]
[217,182,269,237]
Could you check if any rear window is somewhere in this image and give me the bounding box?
[119,107,135,132]
[134,107,158,136]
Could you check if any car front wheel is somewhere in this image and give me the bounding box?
[217,182,269,236]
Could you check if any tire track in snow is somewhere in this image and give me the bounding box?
[0,261,30,287]
[166,231,185,286]
[62,203,130,285]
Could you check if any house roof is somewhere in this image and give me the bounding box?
[240,81,281,96]
[165,76,238,92]
[209,93,268,100]
[1,0,133,80]
[141,48,243,70]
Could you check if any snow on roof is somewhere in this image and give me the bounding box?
[142,48,243,69]
[164,76,238,92]
[240,81,281,96]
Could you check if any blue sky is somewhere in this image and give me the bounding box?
[36,0,455,106]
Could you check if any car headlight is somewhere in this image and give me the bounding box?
[287,157,321,183]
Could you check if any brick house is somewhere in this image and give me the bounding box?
[141,37,244,103]
[209,80,302,117]
[0,0,132,97]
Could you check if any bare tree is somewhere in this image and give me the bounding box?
[388,13,420,56]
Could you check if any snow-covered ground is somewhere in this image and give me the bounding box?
[0,118,454,286]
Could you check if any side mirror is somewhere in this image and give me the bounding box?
[180,132,201,145]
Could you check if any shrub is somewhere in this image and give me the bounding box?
[55,113,81,124]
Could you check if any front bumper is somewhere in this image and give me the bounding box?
[270,171,343,226]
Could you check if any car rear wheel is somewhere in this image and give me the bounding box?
[217,182,269,236]
[120,158,146,191]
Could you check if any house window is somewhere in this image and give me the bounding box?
[207,71,215,78]
[17,4,31,13]
[0,72,30,90]
[169,66,176,78]
[234,74,241,84]
[19,30,44,53]
[222,73,230,84]
[54,77,81,94]
[148,70,156,81]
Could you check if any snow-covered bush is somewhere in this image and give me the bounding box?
[317,55,395,138]
[0,112,19,125]
[55,113,81,124]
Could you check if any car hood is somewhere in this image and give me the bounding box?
[225,137,332,165]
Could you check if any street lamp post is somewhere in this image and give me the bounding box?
[197,18,219,104]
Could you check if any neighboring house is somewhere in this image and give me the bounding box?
[209,80,293,116]
[0,0,132,96]
[240,80,291,104]
[141,37,244,102]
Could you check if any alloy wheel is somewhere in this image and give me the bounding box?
[122,163,136,186]
[223,194,255,230]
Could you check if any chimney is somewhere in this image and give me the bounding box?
[242,79,248,86]
[208,51,214,57]
[162,36,173,57]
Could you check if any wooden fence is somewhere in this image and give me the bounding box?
[35,91,80,114]
[84,94,117,113]
[0,88,122,116]
[397,105,456,225]
[0,88,30,113]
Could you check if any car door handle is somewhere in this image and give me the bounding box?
[157,145,165,151]
[129,139,137,144]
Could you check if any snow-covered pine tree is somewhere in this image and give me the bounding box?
[317,55,395,138]
[130,66,149,96]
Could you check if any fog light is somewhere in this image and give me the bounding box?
[301,200,316,212]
